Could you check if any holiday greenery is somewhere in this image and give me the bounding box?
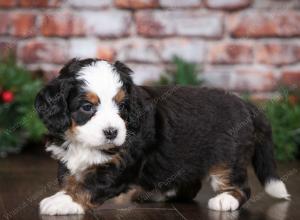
[263,88,300,161]
[0,56,46,155]
[158,56,203,86]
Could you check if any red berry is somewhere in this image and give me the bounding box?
[1,90,14,103]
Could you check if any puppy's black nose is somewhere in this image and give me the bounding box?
[103,127,118,140]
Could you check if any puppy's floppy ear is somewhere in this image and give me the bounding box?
[114,61,134,92]
[113,61,142,130]
[34,78,72,135]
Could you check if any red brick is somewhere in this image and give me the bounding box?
[41,13,85,37]
[118,39,159,63]
[282,70,300,87]
[160,39,205,63]
[0,41,16,58]
[0,0,17,7]
[208,42,253,64]
[0,13,10,35]
[253,0,300,9]
[205,0,251,10]
[69,39,98,58]
[97,46,116,62]
[69,39,116,61]
[256,43,300,66]
[136,11,223,38]
[228,11,300,38]
[11,13,36,37]
[81,11,131,37]
[118,39,205,63]
[129,63,164,85]
[69,0,112,8]
[19,40,68,64]
[203,67,276,91]
[234,68,277,91]
[159,0,201,8]
[115,0,159,9]
[19,0,61,7]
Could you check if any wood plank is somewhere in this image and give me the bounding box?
[1,155,300,220]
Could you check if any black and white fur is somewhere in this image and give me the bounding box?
[35,58,290,215]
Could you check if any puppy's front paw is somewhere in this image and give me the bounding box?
[208,192,239,211]
[40,191,84,215]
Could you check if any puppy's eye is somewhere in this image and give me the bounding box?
[119,102,126,110]
[81,103,93,112]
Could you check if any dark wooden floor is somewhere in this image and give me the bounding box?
[0,155,299,220]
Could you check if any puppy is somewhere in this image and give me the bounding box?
[35,58,290,215]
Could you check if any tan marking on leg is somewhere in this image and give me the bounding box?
[210,164,234,192]
[63,152,125,210]
[112,188,137,205]
[209,164,248,208]
[228,189,247,205]
[64,176,96,210]
[132,189,167,203]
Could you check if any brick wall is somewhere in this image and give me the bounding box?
[0,0,300,95]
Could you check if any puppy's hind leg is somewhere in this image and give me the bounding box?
[208,165,250,211]
[131,180,202,203]
[169,179,202,202]
[131,187,172,203]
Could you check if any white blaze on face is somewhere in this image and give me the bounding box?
[74,61,127,148]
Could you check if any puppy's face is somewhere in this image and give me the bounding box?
[68,61,128,147]
[35,59,133,149]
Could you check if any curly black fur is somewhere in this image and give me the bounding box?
[35,58,282,209]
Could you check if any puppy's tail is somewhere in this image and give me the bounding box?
[248,103,290,200]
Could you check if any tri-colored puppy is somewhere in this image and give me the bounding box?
[35,58,290,215]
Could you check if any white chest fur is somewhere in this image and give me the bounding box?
[46,142,111,175]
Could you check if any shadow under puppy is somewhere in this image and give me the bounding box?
[35,58,290,215]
